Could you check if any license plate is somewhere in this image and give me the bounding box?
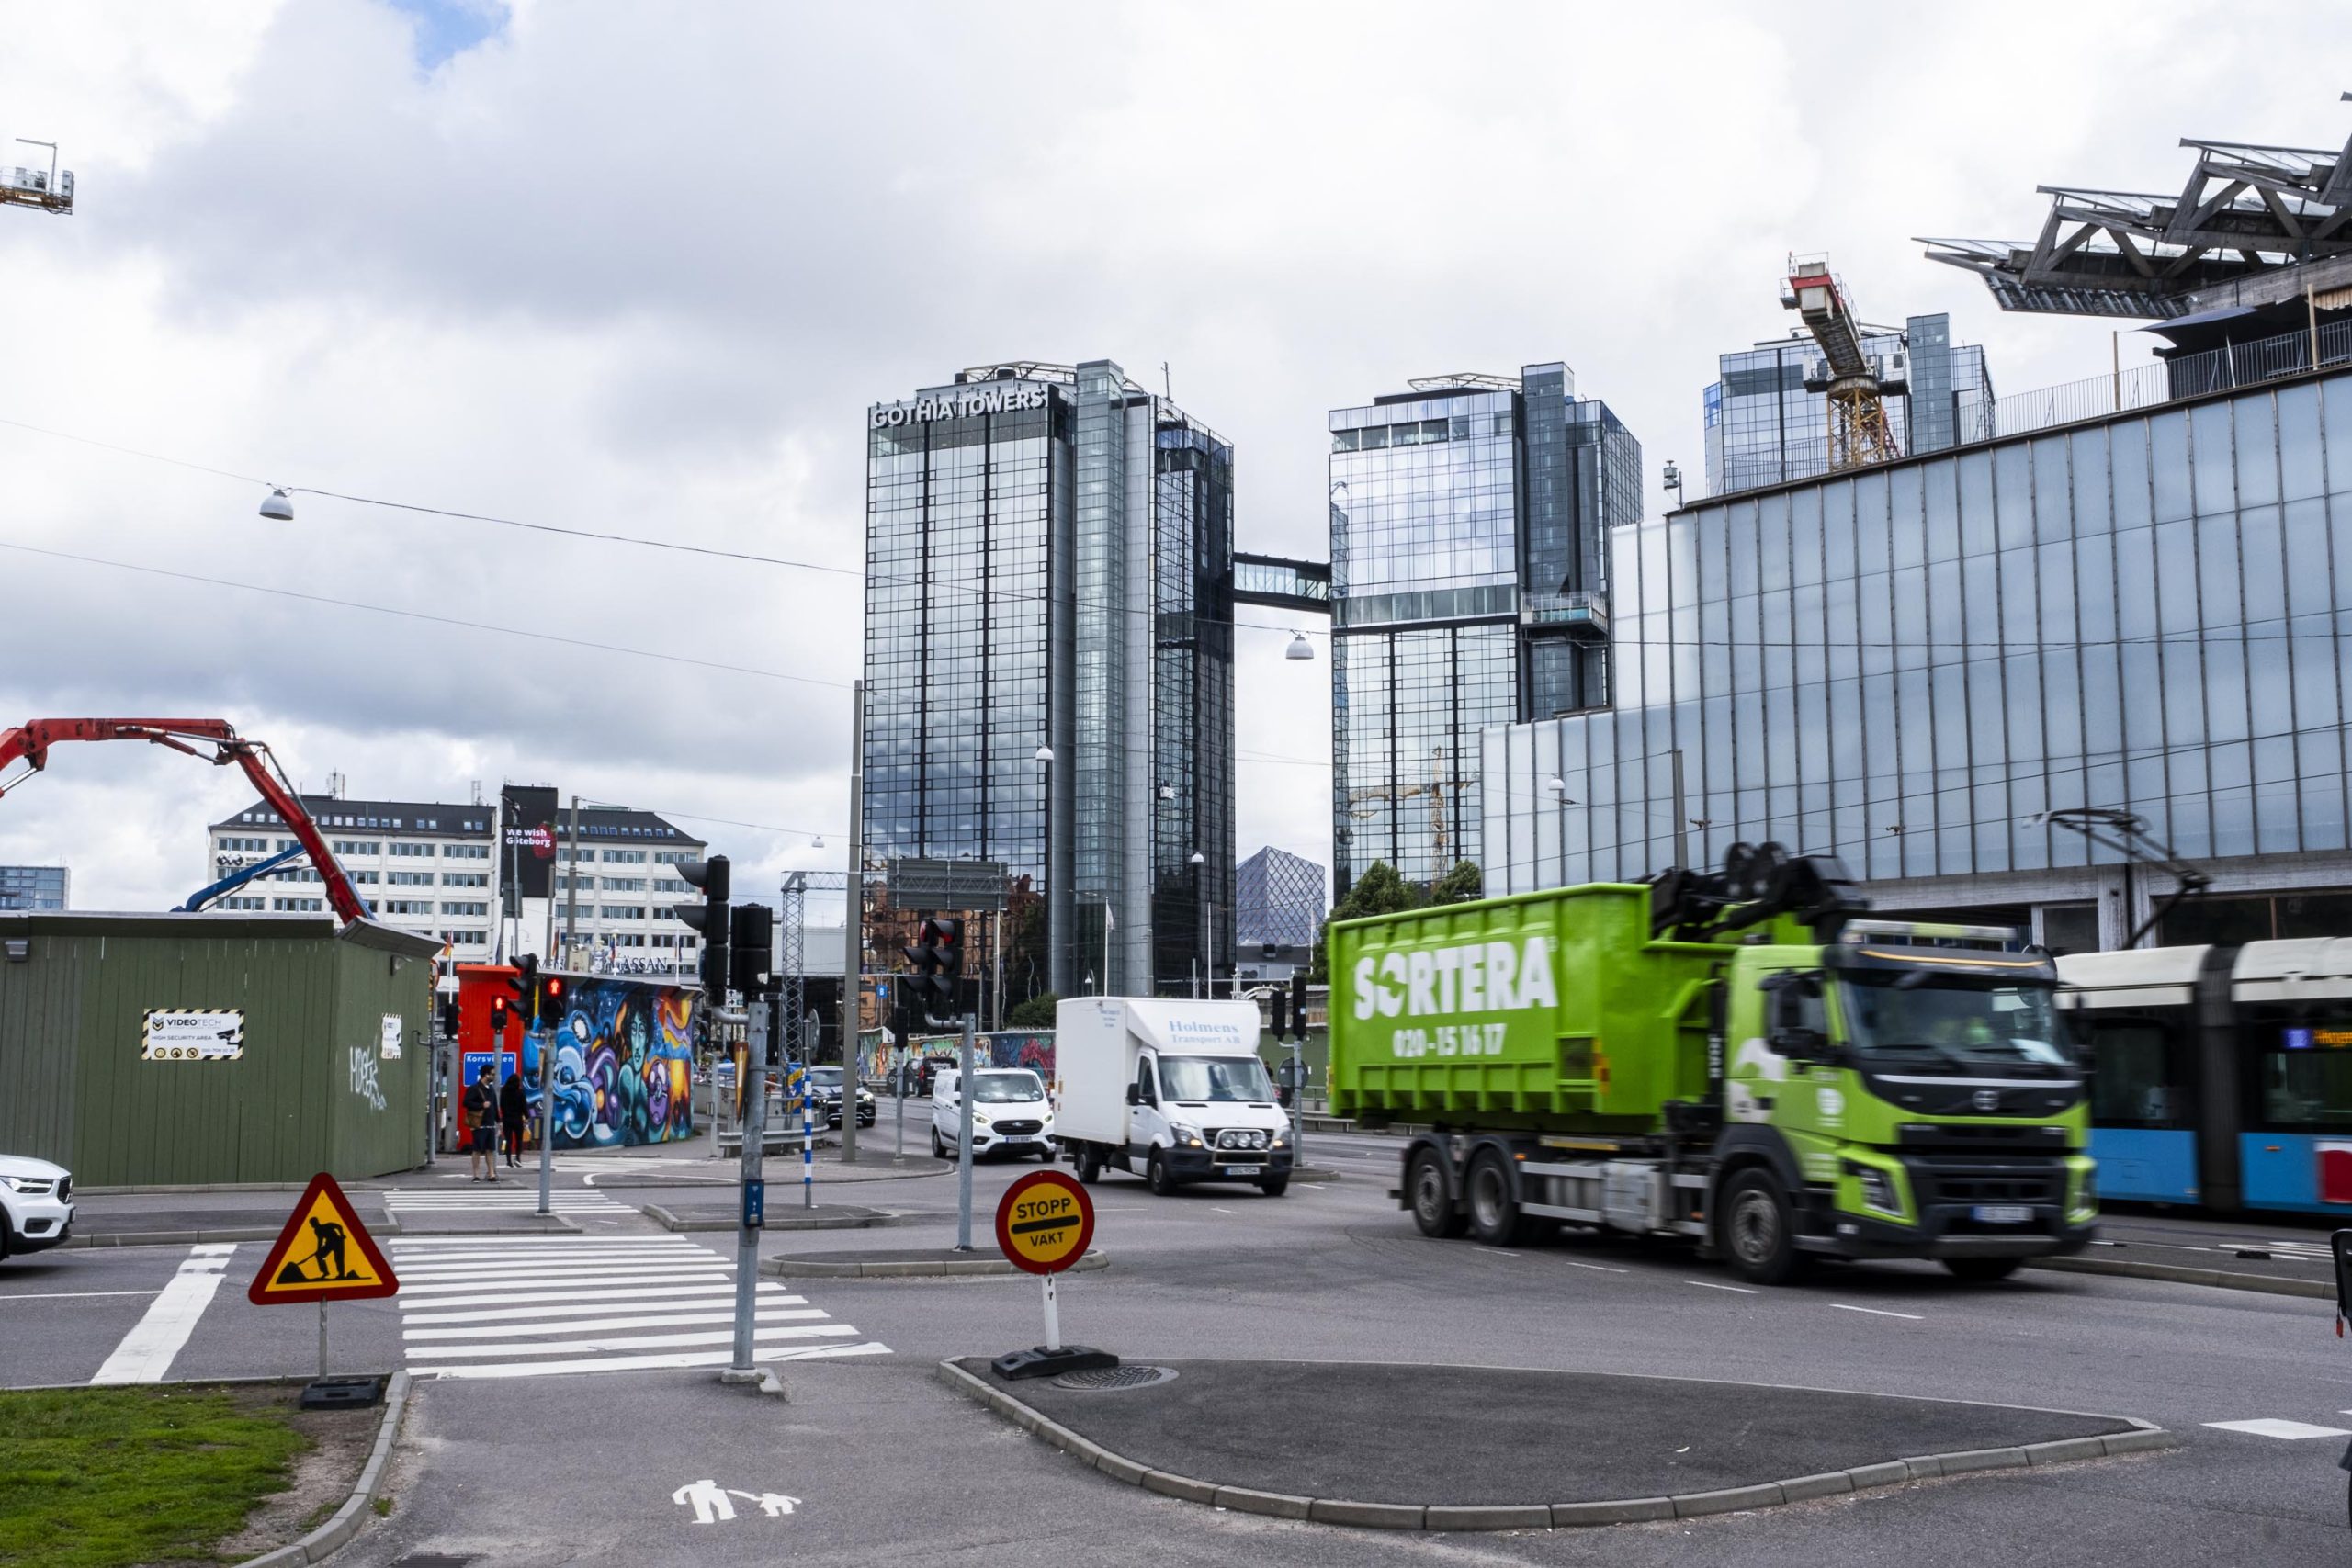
[1227,1165,1262,1177]
[1973,1204,2032,1224]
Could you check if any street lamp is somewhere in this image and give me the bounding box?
[259,488,295,522]
[1189,850,1214,999]
[1286,631,1315,660]
[1546,775,1576,804]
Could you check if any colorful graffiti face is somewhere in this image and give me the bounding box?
[519,978,698,1150]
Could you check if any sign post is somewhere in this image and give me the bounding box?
[988,1169,1116,1381]
[246,1172,399,1406]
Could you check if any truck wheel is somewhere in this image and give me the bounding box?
[1258,1176,1289,1198]
[1148,1149,1178,1196]
[1940,1258,2020,1283]
[1408,1147,1466,1238]
[1719,1169,1806,1285]
[1076,1147,1102,1184]
[1466,1147,1521,1246]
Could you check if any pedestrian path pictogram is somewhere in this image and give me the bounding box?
[247,1172,399,1303]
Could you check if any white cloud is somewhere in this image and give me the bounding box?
[3,0,2346,914]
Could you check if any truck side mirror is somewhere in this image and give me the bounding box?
[1125,1084,1143,1107]
[2334,1230,2352,1324]
[1772,1026,1829,1059]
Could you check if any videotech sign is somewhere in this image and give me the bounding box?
[869,383,1052,429]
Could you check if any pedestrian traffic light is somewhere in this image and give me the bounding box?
[540,972,566,1023]
[901,915,965,1018]
[670,856,730,999]
[1290,970,1308,1042]
[729,903,774,996]
[1268,985,1288,1038]
[489,997,509,1036]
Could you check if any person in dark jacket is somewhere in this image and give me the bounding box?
[500,1071,529,1168]
[463,1066,498,1182]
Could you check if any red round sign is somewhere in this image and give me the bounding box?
[993,1169,1096,1275]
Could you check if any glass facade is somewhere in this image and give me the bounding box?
[1703,314,1995,497]
[1234,845,1326,950]
[0,864,67,911]
[1486,368,2352,936]
[1330,366,1640,895]
[864,363,1232,999]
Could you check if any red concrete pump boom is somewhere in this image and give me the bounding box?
[0,717,371,926]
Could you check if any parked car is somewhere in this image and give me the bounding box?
[931,1067,1056,1161]
[805,1066,876,1129]
[0,1154,74,1260]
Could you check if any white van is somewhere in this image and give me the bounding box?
[931,1066,1056,1161]
[1054,998,1292,1196]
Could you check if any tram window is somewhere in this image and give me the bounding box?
[2161,896,2274,946]
[2278,892,2352,939]
[2249,1018,2352,1132]
[2086,1021,2188,1128]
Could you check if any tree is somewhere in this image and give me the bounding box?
[1310,861,1423,982]
[1005,991,1060,1030]
[1429,861,1484,905]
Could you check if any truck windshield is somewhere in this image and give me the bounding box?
[973,1071,1044,1104]
[1839,974,2072,1072]
[1159,1055,1276,1103]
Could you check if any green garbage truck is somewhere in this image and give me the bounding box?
[1328,845,2095,1284]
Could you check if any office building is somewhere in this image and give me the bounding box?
[1233,845,1325,983]
[1329,365,1639,895]
[864,360,1234,999]
[205,789,705,974]
[0,864,68,911]
[1483,339,2352,954]
[1703,315,1995,496]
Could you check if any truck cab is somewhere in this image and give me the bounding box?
[1054,998,1295,1198]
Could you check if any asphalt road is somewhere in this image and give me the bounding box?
[6,1141,2350,1563]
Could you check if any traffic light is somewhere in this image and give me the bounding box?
[729,903,774,997]
[1290,969,1308,1041]
[540,972,566,1024]
[507,953,537,1019]
[490,996,509,1037]
[671,856,731,998]
[901,915,965,1019]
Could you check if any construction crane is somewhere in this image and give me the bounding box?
[1345,744,1453,866]
[1781,254,1905,472]
[0,718,371,925]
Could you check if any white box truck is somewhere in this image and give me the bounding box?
[1054,997,1294,1197]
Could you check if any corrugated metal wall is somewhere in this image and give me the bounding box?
[0,913,436,1185]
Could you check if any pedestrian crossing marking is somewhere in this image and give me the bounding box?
[383,1235,888,1380]
[247,1173,398,1303]
[2204,1417,2352,1439]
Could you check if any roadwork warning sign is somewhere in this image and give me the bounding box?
[993,1169,1094,1275]
[246,1172,399,1303]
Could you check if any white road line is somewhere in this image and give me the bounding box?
[393,1257,716,1280]
[386,1234,681,1246]
[0,1290,164,1302]
[399,1269,734,1296]
[406,1322,860,1359]
[1686,1280,1760,1293]
[88,1245,236,1384]
[1212,1207,1240,1214]
[415,1340,888,1380]
[2206,1418,2352,1439]
[1474,1247,1521,1258]
[1833,1303,1923,1320]
[1553,1258,1629,1274]
[397,1282,753,1311]
[406,1307,828,1340]
[401,1291,783,1325]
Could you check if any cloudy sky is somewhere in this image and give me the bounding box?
[2,0,2345,918]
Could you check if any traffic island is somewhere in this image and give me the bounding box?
[936,1359,2173,1530]
[767,1247,1109,1280]
[644,1200,888,1233]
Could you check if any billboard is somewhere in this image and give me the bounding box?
[500,784,560,900]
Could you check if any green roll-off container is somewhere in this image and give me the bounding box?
[1327,883,1727,1132]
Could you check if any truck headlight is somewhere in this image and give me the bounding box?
[1170,1122,1204,1148]
[2074,1163,2098,1216]
[1856,1167,1900,1215]
[1269,1125,1289,1146]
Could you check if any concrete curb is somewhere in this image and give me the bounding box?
[80,1181,395,1196]
[2025,1253,2335,1301]
[932,1361,2175,1531]
[643,1202,883,1233]
[66,1227,281,1249]
[240,1369,413,1567]
[771,1249,1109,1280]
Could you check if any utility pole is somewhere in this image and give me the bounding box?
[724,998,763,1381]
[841,680,865,1164]
[563,795,582,969]
[955,1010,976,1250]
[1671,749,1689,871]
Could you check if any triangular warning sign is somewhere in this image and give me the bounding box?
[246,1172,399,1305]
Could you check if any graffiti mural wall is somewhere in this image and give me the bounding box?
[456,966,696,1150]
[861,1030,1055,1083]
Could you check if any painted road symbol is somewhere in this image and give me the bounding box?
[672,1481,802,1522]
[246,1172,399,1304]
[994,1169,1095,1275]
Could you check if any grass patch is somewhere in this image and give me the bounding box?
[0,1386,311,1568]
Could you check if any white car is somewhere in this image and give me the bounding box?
[0,1154,74,1260]
[931,1067,1056,1161]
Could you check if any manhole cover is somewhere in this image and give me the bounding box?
[1052,1364,1178,1392]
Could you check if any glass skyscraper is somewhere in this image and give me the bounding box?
[1329,365,1640,895]
[864,361,1233,1000]
[1703,314,1995,497]
[1486,362,2352,953]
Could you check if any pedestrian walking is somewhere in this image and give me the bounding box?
[463,1066,499,1182]
[500,1070,528,1168]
